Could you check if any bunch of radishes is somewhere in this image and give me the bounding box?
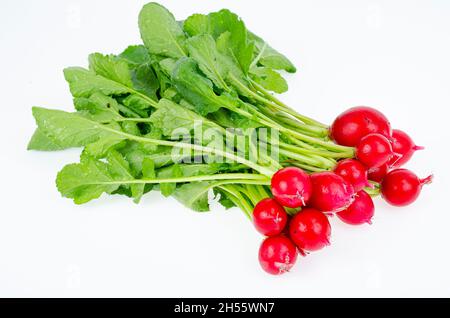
[254,106,432,275]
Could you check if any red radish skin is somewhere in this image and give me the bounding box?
[381,169,433,207]
[334,159,371,192]
[289,208,331,252]
[388,129,424,168]
[356,133,393,169]
[271,167,313,208]
[309,172,355,213]
[337,191,375,225]
[252,198,288,236]
[331,106,392,146]
[258,235,298,275]
[368,164,390,183]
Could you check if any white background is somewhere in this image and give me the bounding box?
[1,0,449,297]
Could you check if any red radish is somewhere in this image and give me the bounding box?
[309,172,355,213]
[381,169,433,207]
[334,159,371,192]
[252,198,288,236]
[331,106,392,146]
[388,129,424,168]
[289,208,331,252]
[258,235,298,275]
[356,133,393,169]
[337,191,375,225]
[368,164,390,183]
[271,167,312,208]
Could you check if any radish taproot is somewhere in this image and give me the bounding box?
[388,129,424,168]
[381,169,433,207]
[337,191,375,225]
[252,198,288,236]
[289,208,331,252]
[271,167,312,208]
[356,133,393,169]
[331,106,392,147]
[334,159,371,192]
[368,163,390,183]
[309,172,355,213]
[258,235,298,275]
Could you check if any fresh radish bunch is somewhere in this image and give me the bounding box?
[258,235,298,275]
[334,159,371,192]
[252,105,432,275]
[289,208,331,252]
[271,167,312,208]
[252,198,288,236]
[388,129,424,168]
[381,169,433,207]
[309,172,355,213]
[356,133,394,169]
[331,106,392,146]
[337,191,375,225]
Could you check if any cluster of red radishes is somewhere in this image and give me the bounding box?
[255,106,432,275]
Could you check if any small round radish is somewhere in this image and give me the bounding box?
[368,164,390,183]
[289,208,331,252]
[356,133,393,169]
[330,106,392,146]
[388,129,424,168]
[252,198,288,236]
[381,169,433,207]
[337,191,375,225]
[258,235,298,275]
[271,167,312,208]
[309,172,355,213]
[334,159,371,192]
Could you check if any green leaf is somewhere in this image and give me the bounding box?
[150,99,220,137]
[88,53,134,87]
[27,128,67,151]
[214,188,236,209]
[139,2,187,58]
[132,158,156,203]
[64,67,131,98]
[56,156,120,204]
[171,58,231,116]
[250,66,288,94]
[183,13,210,36]
[208,9,254,74]
[131,64,159,100]
[208,108,262,129]
[160,164,182,197]
[172,181,213,212]
[32,107,126,149]
[74,92,123,122]
[186,34,230,91]
[248,32,296,73]
[120,45,151,65]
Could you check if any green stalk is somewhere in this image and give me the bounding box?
[96,173,271,186]
[249,79,328,129]
[99,125,277,177]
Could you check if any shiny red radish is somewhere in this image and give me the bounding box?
[271,167,312,208]
[252,198,288,236]
[368,164,390,183]
[381,169,433,207]
[289,208,331,252]
[334,159,371,192]
[388,129,424,168]
[309,172,355,213]
[331,106,392,146]
[356,133,393,169]
[337,191,375,225]
[258,235,298,275]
